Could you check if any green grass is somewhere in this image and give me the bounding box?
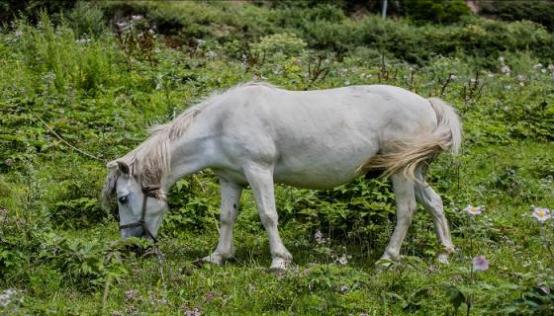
[1,1,553,315]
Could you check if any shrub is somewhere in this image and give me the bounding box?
[67,1,106,38]
[399,0,471,24]
[479,0,554,31]
[251,32,307,58]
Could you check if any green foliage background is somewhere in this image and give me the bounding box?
[1,1,553,315]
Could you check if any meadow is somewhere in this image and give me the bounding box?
[1,1,553,315]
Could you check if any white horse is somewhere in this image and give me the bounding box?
[102,82,461,270]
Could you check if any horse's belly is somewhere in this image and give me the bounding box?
[273,143,378,189]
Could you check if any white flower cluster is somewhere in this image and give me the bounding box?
[0,288,18,307]
[498,56,511,76]
[314,229,327,245]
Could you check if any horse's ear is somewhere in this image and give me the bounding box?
[116,161,130,175]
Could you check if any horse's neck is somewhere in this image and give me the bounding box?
[162,126,210,191]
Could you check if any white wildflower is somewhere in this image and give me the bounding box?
[0,288,18,307]
[314,230,326,244]
[336,254,348,265]
[206,51,217,59]
[464,204,484,216]
[184,307,201,316]
[124,289,139,301]
[532,207,551,223]
[500,65,511,75]
[116,21,129,30]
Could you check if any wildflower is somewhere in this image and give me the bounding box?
[498,56,505,63]
[116,21,129,30]
[339,285,349,293]
[533,63,543,69]
[206,51,217,59]
[336,254,348,265]
[184,307,201,316]
[76,38,91,45]
[131,15,144,21]
[541,69,546,73]
[516,74,526,82]
[548,64,554,71]
[464,204,484,216]
[124,289,139,301]
[0,288,18,307]
[532,207,551,223]
[14,30,23,37]
[500,65,511,75]
[195,39,206,47]
[472,256,489,272]
[314,230,326,244]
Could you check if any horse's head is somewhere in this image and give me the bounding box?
[102,160,168,241]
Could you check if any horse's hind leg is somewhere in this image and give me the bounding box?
[202,177,243,265]
[414,169,455,264]
[381,173,417,261]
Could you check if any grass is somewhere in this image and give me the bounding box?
[1,1,553,315]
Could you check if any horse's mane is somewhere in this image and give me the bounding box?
[101,81,275,207]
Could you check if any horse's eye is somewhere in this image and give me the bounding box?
[118,195,128,204]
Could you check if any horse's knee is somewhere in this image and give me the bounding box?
[260,211,278,228]
[220,211,236,226]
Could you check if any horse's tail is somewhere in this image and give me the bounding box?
[359,97,462,179]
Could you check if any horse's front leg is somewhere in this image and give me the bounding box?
[244,164,292,271]
[202,177,242,265]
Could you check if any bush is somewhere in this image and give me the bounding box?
[0,0,76,26]
[479,0,554,31]
[252,32,307,58]
[400,0,471,24]
[67,1,106,38]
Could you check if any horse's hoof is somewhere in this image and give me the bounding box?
[437,253,450,265]
[269,257,291,273]
[375,258,394,272]
[198,254,225,266]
